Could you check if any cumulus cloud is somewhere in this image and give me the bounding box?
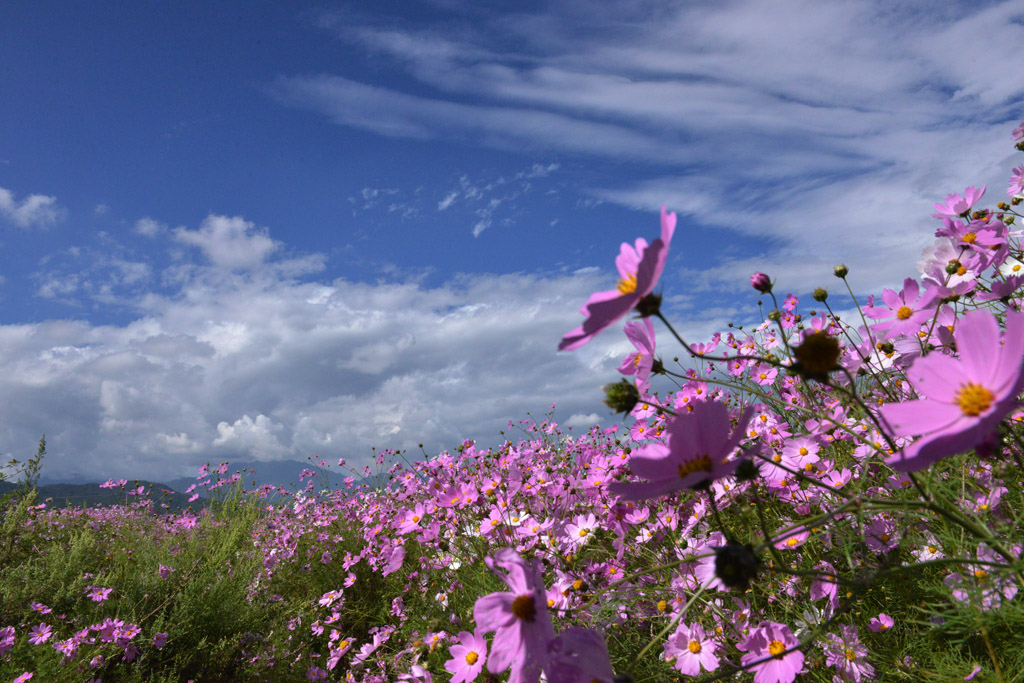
[173,214,280,269]
[1,235,663,481]
[0,186,65,229]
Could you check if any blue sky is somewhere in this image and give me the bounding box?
[1,1,1023,482]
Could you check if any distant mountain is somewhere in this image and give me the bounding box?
[164,459,353,497]
[17,458,392,510]
[0,480,204,512]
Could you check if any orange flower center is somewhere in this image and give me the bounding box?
[465,651,479,665]
[896,305,913,320]
[688,640,702,654]
[955,382,994,416]
[677,455,713,478]
[768,640,786,657]
[511,594,536,621]
[617,272,638,294]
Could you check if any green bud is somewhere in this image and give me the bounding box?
[1012,196,1022,206]
[603,379,640,415]
[812,287,828,302]
[767,310,782,322]
[945,259,963,275]
[878,341,894,355]
[1003,214,1015,225]
[834,264,849,278]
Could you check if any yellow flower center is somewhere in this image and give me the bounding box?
[511,594,536,621]
[657,600,668,612]
[677,455,713,478]
[974,569,988,580]
[845,649,857,661]
[768,640,786,657]
[465,651,479,665]
[798,447,808,456]
[786,537,799,547]
[962,231,977,244]
[955,382,994,416]
[412,515,420,523]
[617,272,638,294]
[688,640,702,654]
[578,528,588,538]
[896,305,913,320]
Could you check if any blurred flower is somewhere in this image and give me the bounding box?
[736,621,804,683]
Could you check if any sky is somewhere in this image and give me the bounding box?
[1,1,1023,483]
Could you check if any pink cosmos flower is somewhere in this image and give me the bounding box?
[1008,164,1024,197]
[736,621,805,683]
[444,630,487,683]
[560,206,676,351]
[609,400,754,500]
[868,613,894,633]
[880,309,1024,472]
[546,627,616,683]
[932,186,986,218]
[473,548,555,683]
[14,674,33,683]
[618,318,656,387]
[28,623,52,645]
[664,621,720,676]
[863,278,940,340]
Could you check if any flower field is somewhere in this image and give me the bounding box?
[2,125,1024,682]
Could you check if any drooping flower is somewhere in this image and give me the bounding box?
[560,207,675,351]
[609,400,755,501]
[618,317,657,386]
[473,548,555,683]
[880,309,1024,472]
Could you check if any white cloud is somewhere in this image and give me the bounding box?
[0,186,65,229]
[173,214,280,269]
[135,217,165,237]
[285,1,1024,292]
[1,240,644,482]
[437,191,458,210]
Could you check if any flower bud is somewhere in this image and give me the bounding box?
[812,287,828,302]
[792,331,841,382]
[602,379,640,415]
[634,292,662,318]
[1016,140,1024,151]
[834,264,849,278]
[1012,196,1022,206]
[767,310,782,322]
[945,259,963,275]
[750,272,773,293]
[714,542,760,591]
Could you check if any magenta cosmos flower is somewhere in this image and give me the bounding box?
[444,630,488,683]
[473,548,555,683]
[880,309,1024,472]
[609,400,754,500]
[864,278,940,340]
[559,206,676,351]
[737,621,805,683]
[932,185,986,218]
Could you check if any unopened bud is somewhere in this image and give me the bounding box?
[998,202,1010,210]
[767,310,782,322]
[834,264,849,278]
[812,287,828,302]
[750,272,773,293]
[603,379,640,415]
[1016,140,1024,151]
[1003,214,1015,225]
[945,259,963,275]
[1012,196,1022,206]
